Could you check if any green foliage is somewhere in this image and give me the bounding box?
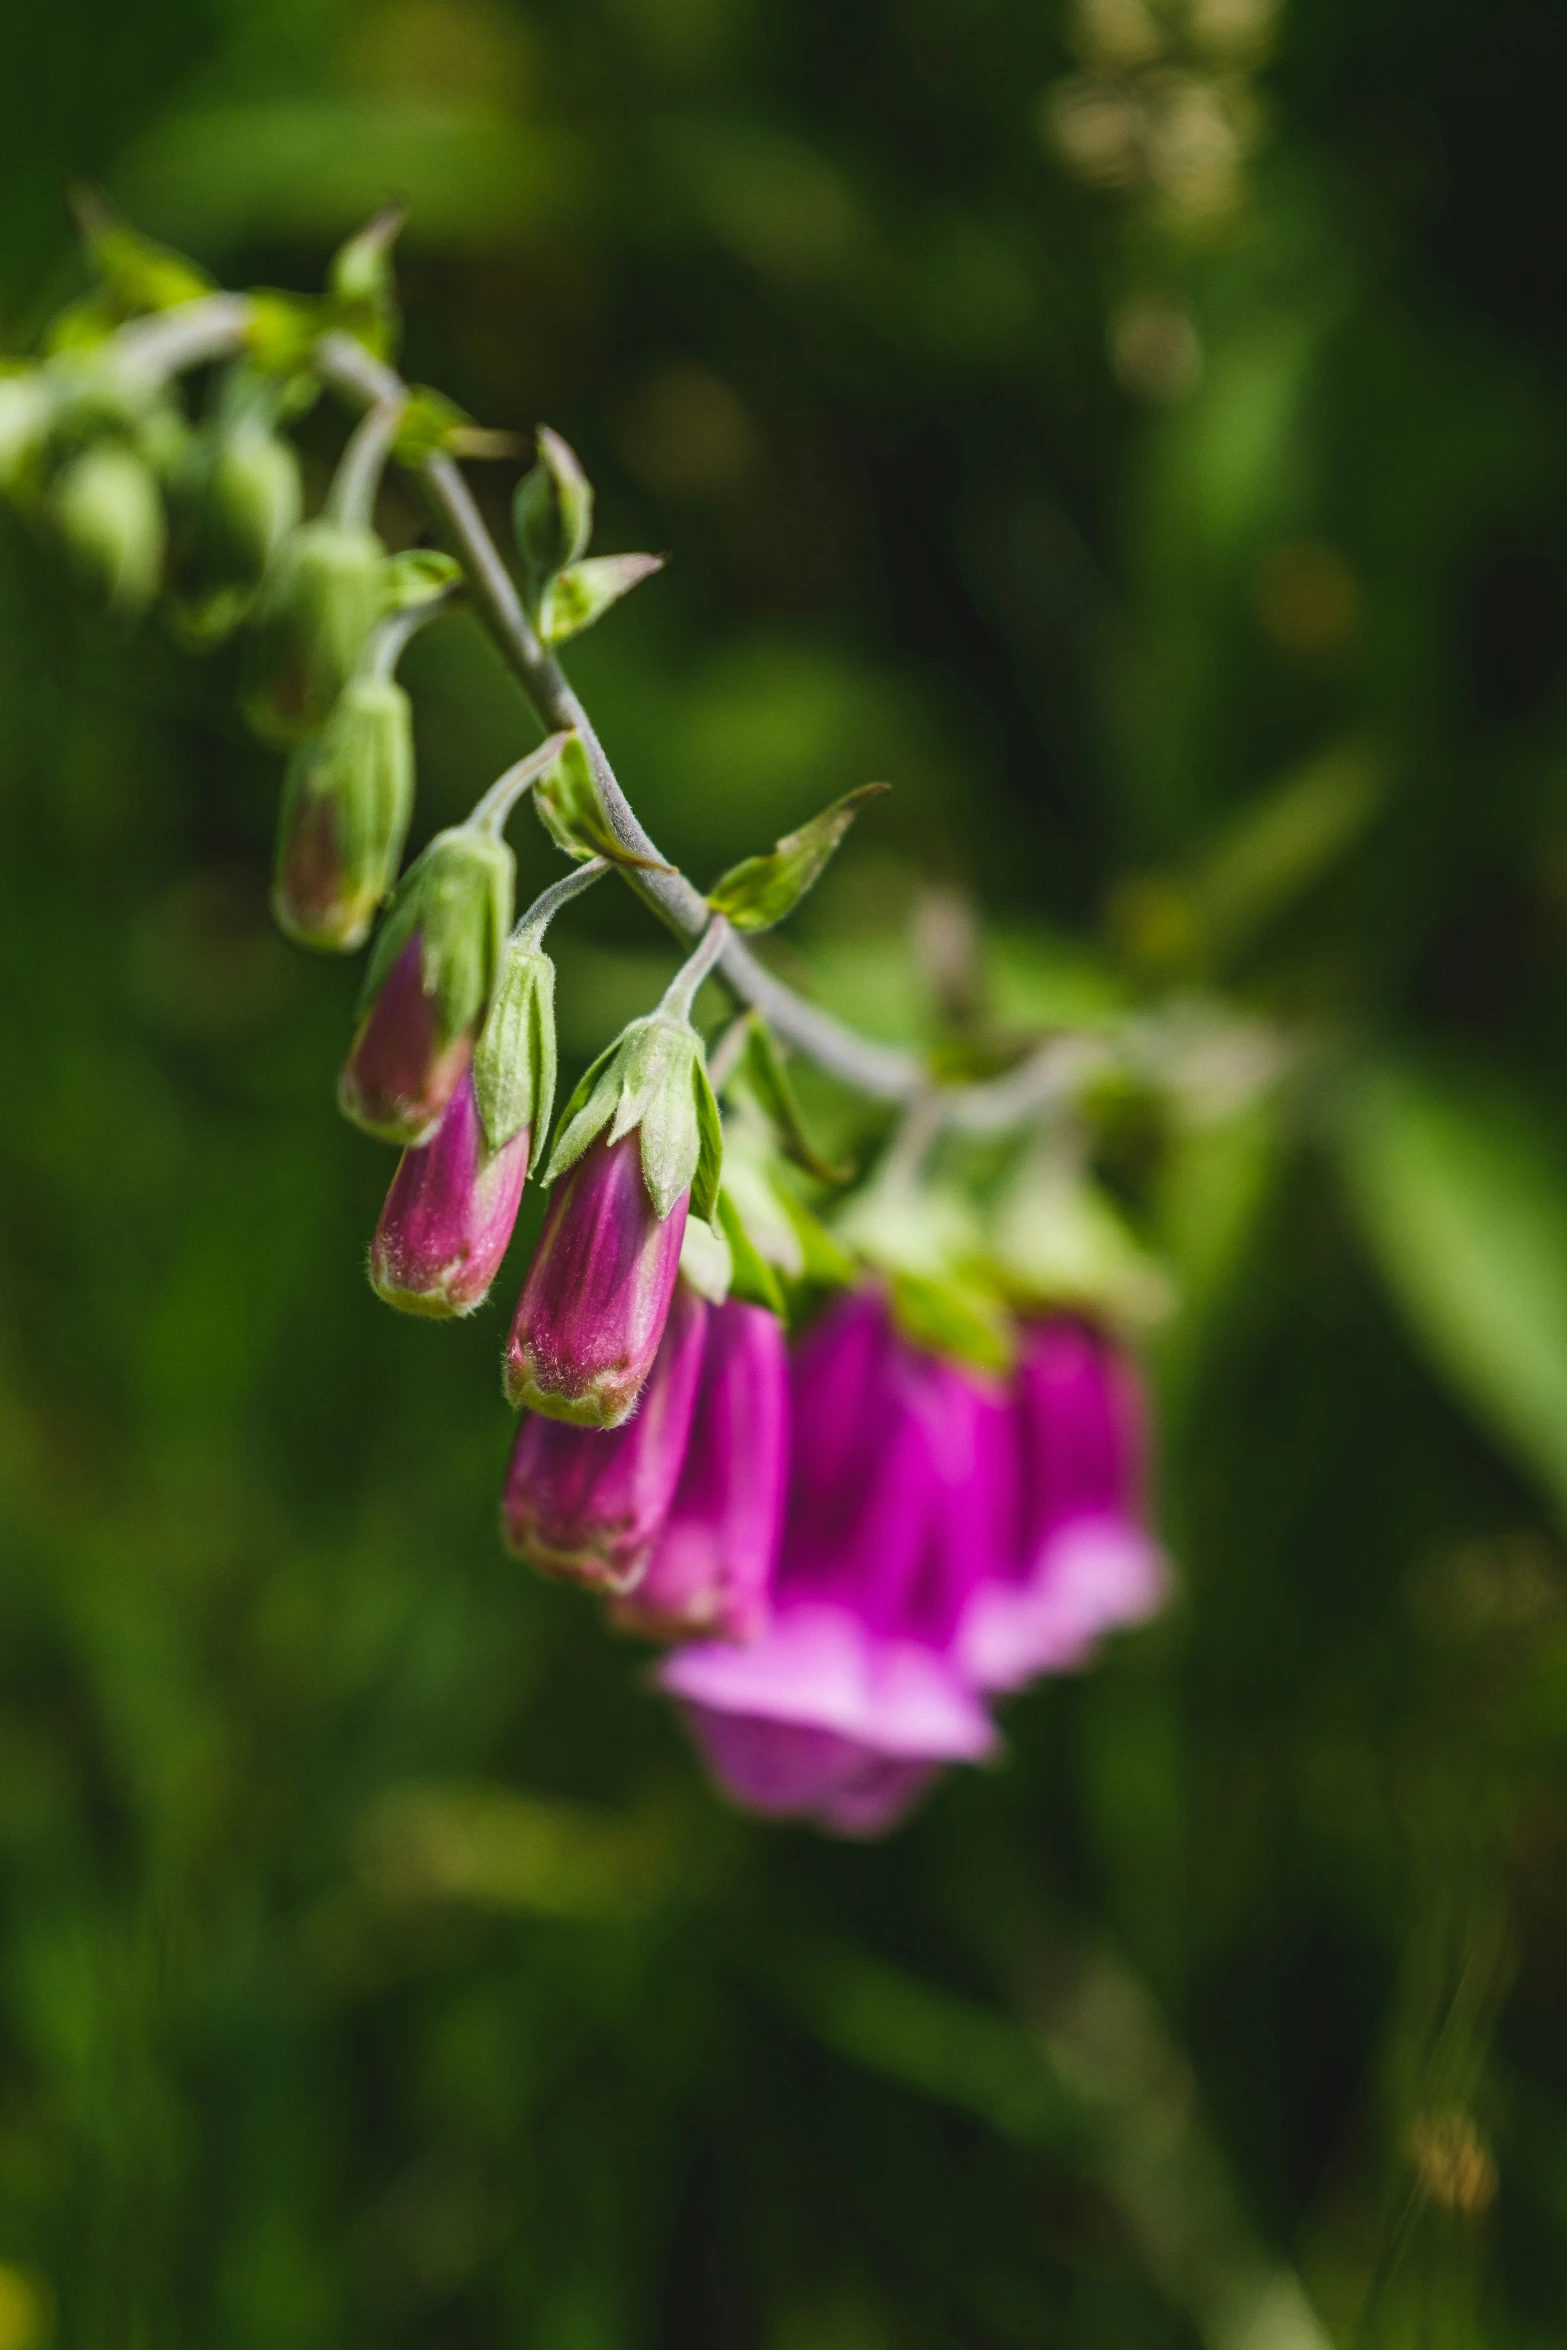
[707,782,890,932]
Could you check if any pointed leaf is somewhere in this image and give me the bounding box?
[531,733,673,873]
[736,1014,851,1183]
[1337,1056,1567,1522]
[329,207,403,358]
[691,1055,724,1223]
[708,783,889,934]
[70,188,213,314]
[539,554,665,647]
[716,1190,786,1316]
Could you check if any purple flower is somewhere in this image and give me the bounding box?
[338,935,474,1147]
[609,1298,789,1644]
[504,1129,690,1428]
[502,1279,708,1591]
[368,1069,531,1318]
[958,1318,1168,1694]
[659,1291,1002,1837]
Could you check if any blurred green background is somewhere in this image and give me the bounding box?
[6,0,1567,2340]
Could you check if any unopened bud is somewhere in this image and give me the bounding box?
[502,1279,708,1590]
[272,673,414,952]
[339,824,514,1143]
[370,1068,532,1316]
[242,519,383,745]
[51,440,165,614]
[206,416,303,588]
[513,425,592,585]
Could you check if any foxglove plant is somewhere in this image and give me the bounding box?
[0,203,1223,1841]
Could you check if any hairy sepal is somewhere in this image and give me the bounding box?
[361,825,514,1044]
[544,1015,719,1222]
[473,941,558,1154]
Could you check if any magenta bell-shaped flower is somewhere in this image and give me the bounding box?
[502,1280,708,1591]
[339,934,475,1146]
[659,1291,1003,1838]
[368,1069,531,1317]
[609,1298,789,1644]
[504,1129,690,1428]
[958,1318,1168,1694]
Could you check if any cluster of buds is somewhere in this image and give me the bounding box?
[3,204,1185,1844]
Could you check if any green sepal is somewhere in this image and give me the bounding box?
[513,425,593,583]
[544,1014,713,1222]
[241,519,384,744]
[733,1014,850,1183]
[360,824,514,1046]
[716,1189,786,1316]
[328,207,403,360]
[272,674,414,952]
[472,940,558,1155]
[69,188,214,318]
[539,553,664,647]
[532,733,673,873]
[379,548,462,611]
[707,782,889,934]
[889,1269,1014,1377]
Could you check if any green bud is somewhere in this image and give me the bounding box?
[51,440,165,615]
[241,519,383,745]
[360,824,516,1051]
[173,414,304,647]
[472,936,558,1154]
[272,674,415,953]
[513,425,593,587]
[0,373,54,496]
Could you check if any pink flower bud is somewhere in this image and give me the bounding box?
[504,1129,690,1428]
[609,1299,788,1643]
[957,1318,1168,1693]
[338,935,474,1146]
[502,1281,708,1591]
[368,1070,531,1318]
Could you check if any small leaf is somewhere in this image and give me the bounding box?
[691,1056,724,1223]
[379,548,462,611]
[532,733,673,873]
[708,783,889,934]
[70,188,213,315]
[246,294,330,375]
[514,426,593,580]
[329,206,403,359]
[716,1190,786,1316]
[1338,1056,1567,1523]
[539,554,664,646]
[735,1015,850,1183]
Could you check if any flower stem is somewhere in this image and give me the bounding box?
[468,731,574,836]
[326,392,406,532]
[515,857,610,948]
[367,585,461,681]
[659,918,729,1026]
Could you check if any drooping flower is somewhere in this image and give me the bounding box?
[503,953,723,1428]
[958,1317,1167,1694]
[338,823,514,1146]
[502,1279,709,1591]
[609,1297,789,1643]
[659,1291,1004,1837]
[369,1069,531,1317]
[503,1129,690,1427]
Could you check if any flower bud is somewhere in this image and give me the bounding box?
[272,674,414,952]
[369,1069,532,1317]
[502,1280,708,1591]
[339,825,514,1144]
[242,519,383,745]
[513,425,593,586]
[609,1298,788,1643]
[51,440,164,614]
[174,413,305,644]
[504,1130,690,1426]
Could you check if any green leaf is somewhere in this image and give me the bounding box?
[1193,736,1386,966]
[690,1056,724,1223]
[378,548,462,611]
[329,206,403,359]
[539,554,664,646]
[531,734,673,873]
[716,1190,786,1316]
[247,294,331,375]
[707,782,889,934]
[70,188,213,315]
[735,1015,850,1183]
[1337,1056,1567,1521]
[514,426,593,580]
